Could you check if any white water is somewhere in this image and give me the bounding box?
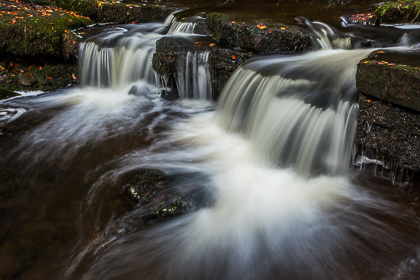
[78,28,163,88]
[218,49,373,175]
[176,51,212,100]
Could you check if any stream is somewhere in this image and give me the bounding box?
[1,1,420,279]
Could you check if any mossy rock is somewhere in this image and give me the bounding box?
[96,3,177,24]
[374,0,420,25]
[206,12,313,53]
[0,87,19,101]
[0,61,77,92]
[0,13,91,58]
[356,59,420,113]
[210,48,254,100]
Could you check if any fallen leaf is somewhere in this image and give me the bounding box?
[232,55,236,60]
[209,43,215,47]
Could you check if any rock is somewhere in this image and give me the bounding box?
[356,93,420,170]
[206,13,313,53]
[122,170,192,219]
[0,87,19,100]
[18,73,36,87]
[356,56,420,113]
[210,48,254,100]
[96,3,177,24]
[374,0,420,25]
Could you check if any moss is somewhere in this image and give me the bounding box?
[0,60,77,92]
[375,0,420,24]
[356,60,420,112]
[0,87,19,100]
[206,13,313,53]
[96,3,177,24]
[0,14,91,58]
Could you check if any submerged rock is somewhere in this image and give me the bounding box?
[122,170,192,219]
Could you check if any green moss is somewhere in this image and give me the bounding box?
[96,3,177,24]
[0,14,91,58]
[0,87,19,100]
[0,62,77,92]
[356,60,420,112]
[375,0,420,24]
[206,12,313,52]
[206,13,231,42]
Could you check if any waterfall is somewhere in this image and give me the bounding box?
[167,16,205,35]
[217,49,373,176]
[78,25,165,89]
[176,51,212,100]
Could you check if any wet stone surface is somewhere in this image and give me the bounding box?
[356,93,420,169]
[122,170,193,219]
[356,50,420,113]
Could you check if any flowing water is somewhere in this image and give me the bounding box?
[1,3,420,280]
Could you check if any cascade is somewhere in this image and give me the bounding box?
[176,51,212,100]
[217,49,373,175]
[167,16,205,35]
[78,25,165,89]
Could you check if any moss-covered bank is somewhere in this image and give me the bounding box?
[375,0,420,25]
[0,87,19,101]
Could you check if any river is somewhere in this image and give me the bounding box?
[1,0,420,279]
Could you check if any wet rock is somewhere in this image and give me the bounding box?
[356,93,420,169]
[0,6,91,58]
[0,87,19,100]
[122,170,192,219]
[210,48,254,99]
[206,12,313,53]
[374,0,420,25]
[96,4,177,24]
[356,55,420,113]
[18,73,36,87]
[152,36,213,100]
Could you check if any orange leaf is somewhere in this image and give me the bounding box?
[232,55,236,60]
[367,100,371,102]
[45,75,52,79]
[281,27,286,30]
[209,43,215,47]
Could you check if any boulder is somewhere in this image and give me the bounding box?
[18,73,36,87]
[356,56,420,113]
[206,12,314,53]
[356,93,420,170]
